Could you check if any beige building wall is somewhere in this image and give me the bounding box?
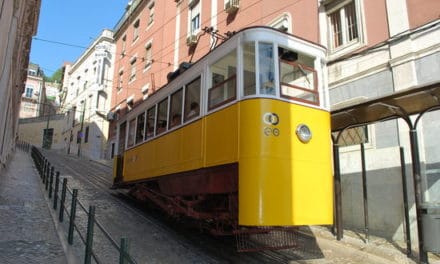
[18,115,65,150]
[0,0,41,169]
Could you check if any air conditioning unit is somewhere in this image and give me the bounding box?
[186,34,197,46]
[106,111,115,121]
[224,0,239,14]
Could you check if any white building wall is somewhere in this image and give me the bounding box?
[61,29,115,161]
[321,0,440,242]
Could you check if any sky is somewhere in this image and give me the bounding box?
[30,0,128,77]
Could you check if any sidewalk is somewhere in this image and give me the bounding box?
[0,149,68,264]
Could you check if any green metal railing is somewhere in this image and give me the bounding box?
[30,146,137,264]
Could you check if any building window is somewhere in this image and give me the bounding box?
[148,1,155,26]
[133,19,140,42]
[189,0,201,35]
[72,106,77,126]
[333,126,369,147]
[84,126,89,143]
[121,35,127,56]
[269,13,291,33]
[144,42,153,69]
[326,0,362,52]
[28,69,37,76]
[25,86,34,98]
[117,70,123,92]
[129,58,137,82]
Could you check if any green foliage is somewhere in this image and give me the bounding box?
[44,68,63,83]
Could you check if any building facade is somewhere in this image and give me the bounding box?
[19,63,45,118]
[108,0,440,249]
[319,0,440,244]
[0,0,41,169]
[61,29,115,160]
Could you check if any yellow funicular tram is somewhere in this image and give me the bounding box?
[113,26,333,238]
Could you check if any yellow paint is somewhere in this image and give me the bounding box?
[123,120,204,181]
[121,98,333,226]
[238,99,333,226]
[204,105,239,166]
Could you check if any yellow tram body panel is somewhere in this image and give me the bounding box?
[238,99,333,226]
[121,98,332,226]
[123,120,205,181]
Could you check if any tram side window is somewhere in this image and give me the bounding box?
[146,106,156,139]
[243,42,256,96]
[184,76,201,121]
[118,121,126,154]
[169,88,183,129]
[156,98,168,135]
[127,118,136,148]
[135,112,145,144]
[279,47,318,104]
[208,49,237,110]
[259,43,275,95]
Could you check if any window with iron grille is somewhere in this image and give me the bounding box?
[333,125,369,147]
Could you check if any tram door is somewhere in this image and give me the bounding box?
[42,128,53,149]
[113,121,127,183]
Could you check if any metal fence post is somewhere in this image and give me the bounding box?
[59,178,68,222]
[45,163,51,189]
[39,157,43,178]
[42,160,47,181]
[49,166,54,198]
[84,206,96,264]
[119,238,130,264]
[68,189,78,245]
[53,172,60,210]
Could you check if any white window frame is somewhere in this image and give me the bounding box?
[144,41,153,71]
[188,0,201,36]
[269,13,292,33]
[133,19,140,43]
[325,0,365,58]
[25,85,34,98]
[148,1,155,27]
[121,35,127,56]
[129,56,137,83]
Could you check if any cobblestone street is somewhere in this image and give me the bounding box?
[1,148,439,263]
[0,150,66,264]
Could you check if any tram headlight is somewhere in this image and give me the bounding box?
[296,124,312,143]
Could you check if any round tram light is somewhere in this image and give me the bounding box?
[296,124,312,143]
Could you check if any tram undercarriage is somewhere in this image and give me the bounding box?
[119,163,298,251]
